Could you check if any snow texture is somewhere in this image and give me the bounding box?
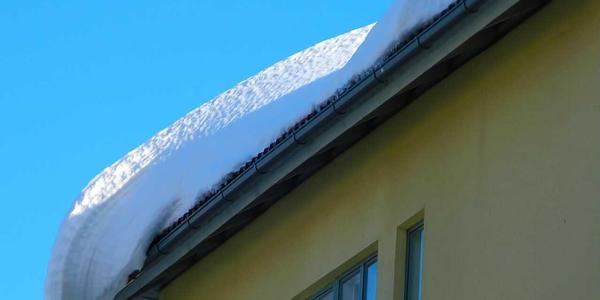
[46,1,454,299]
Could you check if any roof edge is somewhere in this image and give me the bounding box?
[116,0,549,298]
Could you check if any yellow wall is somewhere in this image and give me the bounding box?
[163,1,600,299]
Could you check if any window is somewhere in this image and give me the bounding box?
[309,255,378,300]
[405,223,424,300]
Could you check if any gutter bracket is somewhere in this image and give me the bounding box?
[254,161,267,175]
[292,129,307,145]
[373,69,388,84]
[331,102,345,115]
[220,190,233,202]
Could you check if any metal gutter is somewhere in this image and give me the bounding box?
[116,0,549,298]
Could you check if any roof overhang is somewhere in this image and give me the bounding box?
[116,0,549,298]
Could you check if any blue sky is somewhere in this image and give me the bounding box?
[0,0,392,298]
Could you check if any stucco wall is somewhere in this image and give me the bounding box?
[162,1,600,299]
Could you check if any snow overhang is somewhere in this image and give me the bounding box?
[116,0,549,298]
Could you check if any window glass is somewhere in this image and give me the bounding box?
[307,255,377,300]
[340,271,362,300]
[365,261,377,300]
[314,290,334,300]
[406,223,424,300]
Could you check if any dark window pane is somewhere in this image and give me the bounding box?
[314,290,334,300]
[341,271,362,300]
[365,261,377,300]
[406,224,424,300]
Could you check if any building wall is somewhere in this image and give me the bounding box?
[162,1,600,299]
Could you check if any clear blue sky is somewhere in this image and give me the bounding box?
[0,0,392,298]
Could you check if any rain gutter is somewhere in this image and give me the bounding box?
[116,0,549,298]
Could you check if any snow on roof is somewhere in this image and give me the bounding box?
[46,1,455,299]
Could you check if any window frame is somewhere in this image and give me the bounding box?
[308,254,378,300]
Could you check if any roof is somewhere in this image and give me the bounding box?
[148,0,464,250]
[117,0,549,299]
[45,0,551,298]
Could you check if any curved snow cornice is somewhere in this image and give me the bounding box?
[46,0,458,299]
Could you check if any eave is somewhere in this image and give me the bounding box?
[116,0,549,298]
